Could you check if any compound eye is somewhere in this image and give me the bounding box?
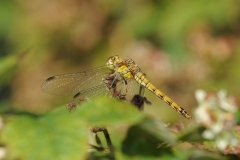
[107,56,114,62]
[106,56,115,70]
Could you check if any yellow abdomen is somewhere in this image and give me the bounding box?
[134,72,192,119]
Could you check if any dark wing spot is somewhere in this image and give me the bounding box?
[73,92,81,99]
[124,79,128,85]
[46,76,55,81]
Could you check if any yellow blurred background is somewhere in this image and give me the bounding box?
[0,0,240,121]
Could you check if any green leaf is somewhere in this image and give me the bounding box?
[72,96,144,126]
[1,109,88,160]
[1,97,144,159]
[121,116,177,157]
[178,124,206,142]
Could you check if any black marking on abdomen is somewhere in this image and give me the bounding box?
[165,100,172,106]
[151,87,156,92]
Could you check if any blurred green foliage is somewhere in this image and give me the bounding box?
[1,97,143,160]
[0,0,240,159]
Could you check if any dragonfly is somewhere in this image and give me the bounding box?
[42,55,191,119]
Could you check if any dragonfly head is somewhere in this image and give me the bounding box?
[106,55,122,70]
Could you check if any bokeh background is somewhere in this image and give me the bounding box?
[0,0,240,159]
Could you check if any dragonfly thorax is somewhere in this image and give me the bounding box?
[106,55,141,79]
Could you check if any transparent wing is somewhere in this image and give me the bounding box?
[41,66,111,96]
[67,76,140,109]
[125,79,144,101]
[108,76,144,102]
[69,84,108,103]
[126,77,151,110]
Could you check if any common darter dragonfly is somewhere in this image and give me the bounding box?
[42,55,191,119]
